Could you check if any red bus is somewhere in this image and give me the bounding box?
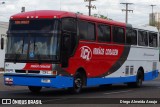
[4,10,159,93]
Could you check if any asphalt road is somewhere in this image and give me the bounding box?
[1,74,160,107]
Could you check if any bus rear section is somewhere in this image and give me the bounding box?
[4,10,159,93]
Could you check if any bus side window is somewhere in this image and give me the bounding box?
[62,18,77,56]
[79,20,96,41]
[138,30,148,46]
[149,32,157,47]
[112,26,125,44]
[126,29,137,45]
[97,24,111,42]
[62,18,76,32]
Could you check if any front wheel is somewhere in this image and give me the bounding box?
[72,72,83,94]
[28,86,42,93]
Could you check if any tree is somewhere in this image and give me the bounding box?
[92,14,112,20]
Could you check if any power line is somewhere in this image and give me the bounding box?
[120,2,134,23]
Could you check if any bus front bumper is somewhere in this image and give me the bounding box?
[4,74,73,88]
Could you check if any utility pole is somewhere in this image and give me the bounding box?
[1,1,5,4]
[0,1,5,5]
[21,7,25,12]
[150,5,156,26]
[120,3,133,23]
[84,0,96,16]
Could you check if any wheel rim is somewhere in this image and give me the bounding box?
[74,78,82,89]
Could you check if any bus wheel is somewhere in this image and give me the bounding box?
[135,71,143,88]
[28,86,42,93]
[127,70,143,88]
[73,72,83,93]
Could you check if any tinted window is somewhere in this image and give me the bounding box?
[88,23,96,40]
[62,18,76,32]
[79,20,95,41]
[138,31,148,46]
[149,32,157,47]
[126,29,137,45]
[113,27,125,43]
[98,24,111,42]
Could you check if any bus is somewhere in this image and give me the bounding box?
[3,10,159,93]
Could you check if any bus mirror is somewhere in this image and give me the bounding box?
[1,38,4,50]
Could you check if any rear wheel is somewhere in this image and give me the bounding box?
[127,70,143,88]
[28,86,42,93]
[135,71,143,88]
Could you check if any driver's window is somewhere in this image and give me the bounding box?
[62,18,76,32]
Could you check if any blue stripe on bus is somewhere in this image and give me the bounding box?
[144,70,159,81]
[4,70,158,88]
[87,70,159,86]
[4,75,74,88]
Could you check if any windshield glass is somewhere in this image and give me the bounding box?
[6,19,60,62]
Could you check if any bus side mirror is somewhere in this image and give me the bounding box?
[1,38,4,50]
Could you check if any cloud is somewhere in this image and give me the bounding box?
[0,0,159,25]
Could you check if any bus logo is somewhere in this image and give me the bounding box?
[80,46,92,61]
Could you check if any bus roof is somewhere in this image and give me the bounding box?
[132,25,158,32]
[10,10,126,27]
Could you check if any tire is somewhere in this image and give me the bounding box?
[28,86,42,93]
[135,71,143,88]
[72,72,83,94]
[127,70,143,88]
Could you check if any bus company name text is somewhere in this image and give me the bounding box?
[93,47,118,56]
[80,46,118,61]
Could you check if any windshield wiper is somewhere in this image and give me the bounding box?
[37,54,42,64]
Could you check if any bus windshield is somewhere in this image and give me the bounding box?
[6,19,60,62]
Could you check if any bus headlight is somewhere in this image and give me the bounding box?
[5,77,13,85]
[5,69,14,73]
[41,71,52,75]
[41,70,57,75]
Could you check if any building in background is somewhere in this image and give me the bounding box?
[0,21,8,71]
[149,12,160,30]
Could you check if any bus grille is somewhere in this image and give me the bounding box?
[15,70,40,74]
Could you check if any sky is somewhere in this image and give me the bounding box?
[0,0,160,25]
